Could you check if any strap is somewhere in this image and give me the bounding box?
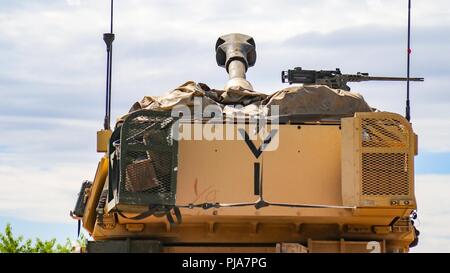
[165,206,182,226]
[116,205,158,220]
[166,210,175,225]
[116,205,182,225]
[173,206,182,224]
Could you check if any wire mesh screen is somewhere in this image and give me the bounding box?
[360,115,411,197]
[119,110,178,205]
[362,153,409,196]
[361,118,408,148]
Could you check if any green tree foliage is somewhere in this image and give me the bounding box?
[0,223,76,253]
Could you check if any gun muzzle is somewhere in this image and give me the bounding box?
[215,33,256,91]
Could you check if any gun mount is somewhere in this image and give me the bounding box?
[282,67,424,91]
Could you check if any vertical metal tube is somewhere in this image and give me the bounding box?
[103,0,114,130]
[104,48,111,130]
[110,0,114,33]
[107,44,113,129]
[224,60,254,90]
[228,60,247,80]
[406,0,411,121]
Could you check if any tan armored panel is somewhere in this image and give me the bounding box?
[176,123,344,216]
[341,112,416,208]
[176,124,259,207]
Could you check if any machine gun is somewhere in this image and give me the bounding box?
[281,67,424,91]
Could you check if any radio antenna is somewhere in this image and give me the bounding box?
[103,0,115,130]
[406,0,412,121]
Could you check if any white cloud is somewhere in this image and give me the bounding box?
[66,0,81,6]
[0,116,101,224]
[414,119,450,153]
[411,175,450,253]
[0,163,93,223]
[0,115,100,167]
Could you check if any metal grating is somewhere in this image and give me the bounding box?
[360,115,411,197]
[361,118,407,148]
[119,110,178,205]
[361,153,409,196]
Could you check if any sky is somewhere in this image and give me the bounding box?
[0,0,449,252]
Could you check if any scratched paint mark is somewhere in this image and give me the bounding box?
[192,178,218,204]
[192,185,213,204]
[194,178,198,196]
[204,189,218,203]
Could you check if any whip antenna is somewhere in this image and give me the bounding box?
[103,0,115,130]
[406,0,412,121]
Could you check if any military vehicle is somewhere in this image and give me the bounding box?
[71,2,423,253]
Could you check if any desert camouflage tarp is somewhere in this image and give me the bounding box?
[117,81,372,125]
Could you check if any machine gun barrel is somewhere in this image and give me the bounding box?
[281,67,424,91]
[345,74,424,83]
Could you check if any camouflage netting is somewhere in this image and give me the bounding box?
[265,85,372,116]
[117,81,372,125]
